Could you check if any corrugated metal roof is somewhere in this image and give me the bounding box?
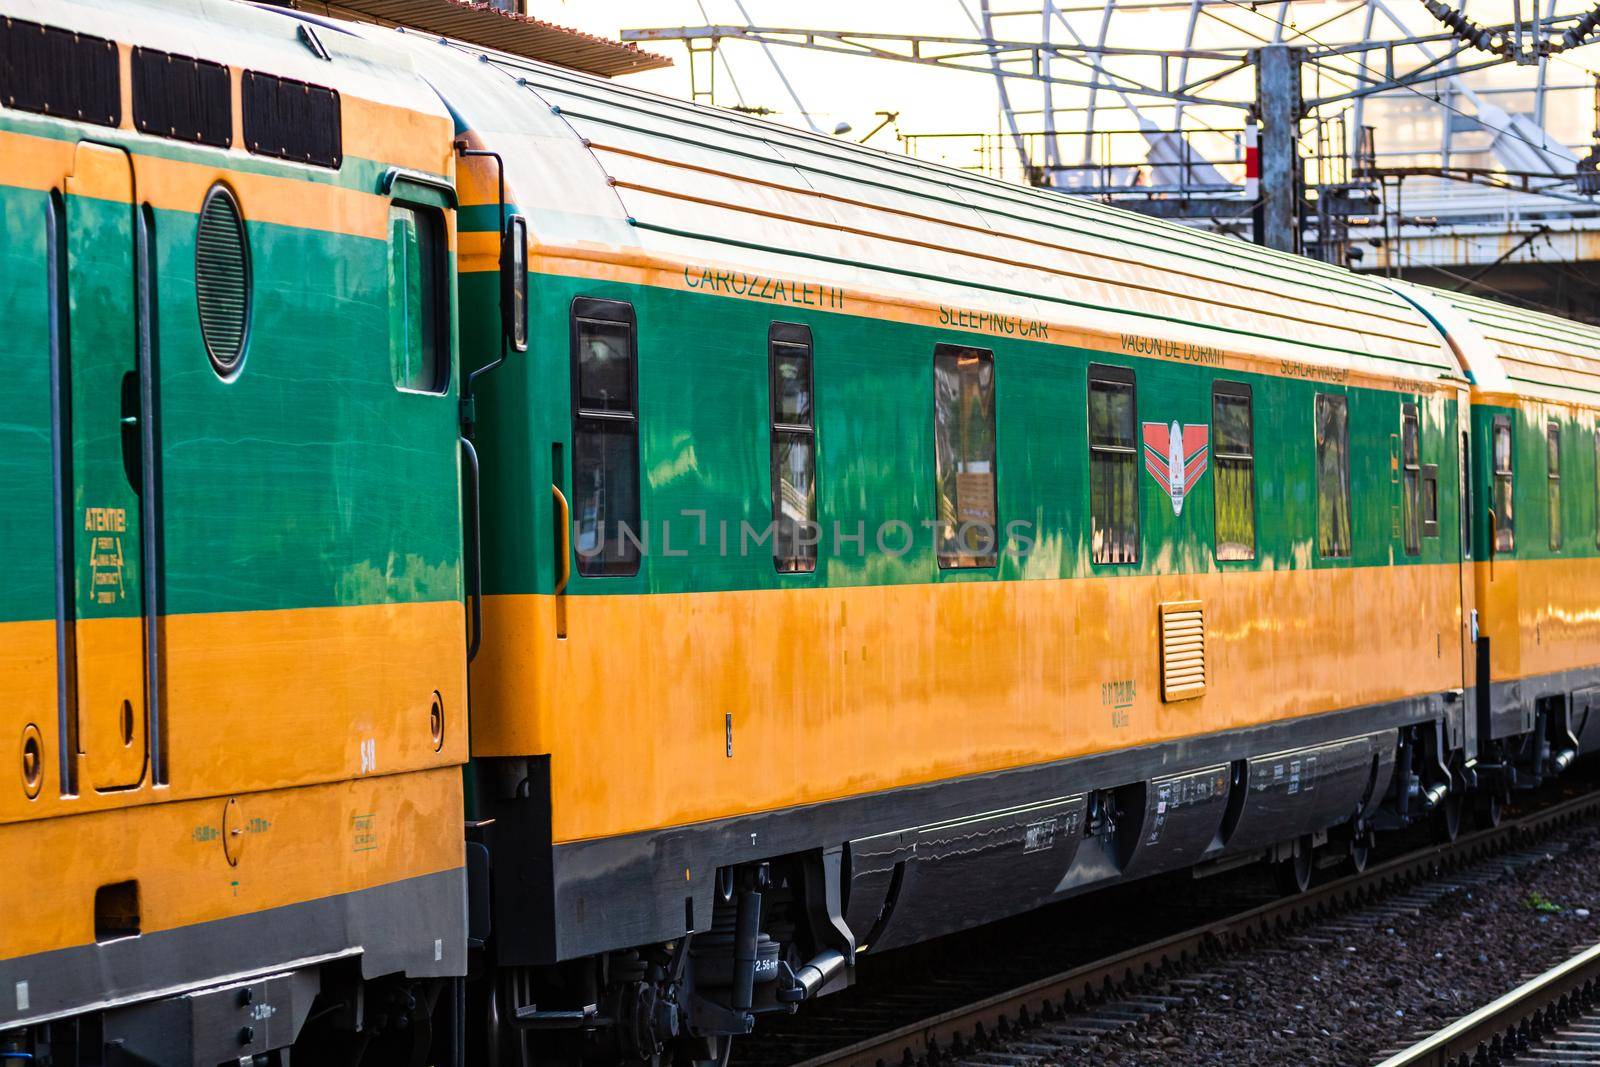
[287,0,670,77]
[1412,285,1600,406]
[400,36,1457,383]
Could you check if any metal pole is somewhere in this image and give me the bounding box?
[1254,44,1303,253]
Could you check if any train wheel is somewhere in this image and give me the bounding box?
[1475,789,1504,830]
[1274,837,1313,894]
[1433,793,1463,843]
[672,1035,733,1067]
[1346,831,1372,875]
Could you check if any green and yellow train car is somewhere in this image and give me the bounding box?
[1406,286,1600,791]
[397,32,1507,1061]
[0,1,469,1062]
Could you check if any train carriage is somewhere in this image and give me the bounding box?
[1402,285,1600,802]
[0,1,469,1062]
[390,30,1494,1059]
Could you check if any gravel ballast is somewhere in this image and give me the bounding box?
[1086,824,1600,1065]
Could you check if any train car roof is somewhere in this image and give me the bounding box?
[369,28,1461,390]
[1398,283,1600,409]
[5,0,450,130]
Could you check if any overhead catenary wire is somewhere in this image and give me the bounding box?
[1216,0,1587,172]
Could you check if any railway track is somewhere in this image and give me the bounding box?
[748,779,1600,1067]
[1375,941,1600,1066]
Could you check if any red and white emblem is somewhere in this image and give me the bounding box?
[1143,421,1210,516]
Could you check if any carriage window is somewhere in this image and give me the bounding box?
[571,299,640,576]
[770,324,816,573]
[933,345,997,569]
[1090,365,1139,565]
[1401,404,1421,556]
[388,203,447,393]
[1316,394,1352,559]
[1213,382,1255,561]
[1421,464,1440,538]
[1493,417,1515,552]
[1548,420,1562,552]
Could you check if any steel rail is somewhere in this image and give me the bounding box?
[1375,942,1600,1067]
[789,785,1600,1067]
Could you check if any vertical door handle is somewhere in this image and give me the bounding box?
[120,370,141,493]
[552,485,571,596]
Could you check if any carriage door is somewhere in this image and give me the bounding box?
[1455,385,1478,759]
[62,141,148,791]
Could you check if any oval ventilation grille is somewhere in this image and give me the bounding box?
[195,186,251,375]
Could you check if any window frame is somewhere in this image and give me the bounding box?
[1088,363,1140,566]
[769,322,817,574]
[386,199,451,395]
[1492,415,1515,553]
[569,297,642,578]
[1548,418,1563,552]
[1401,402,1421,556]
[1315,392,1353,560]
[1211,380,1256,562]
[932,343,1000,570]
[1421,463,1440,539]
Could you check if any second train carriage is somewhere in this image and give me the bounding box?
[393,25,1503,1061]
[1403,285,1600,800]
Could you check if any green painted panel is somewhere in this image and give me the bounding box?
[151,208,463,615]
[474,276,1480,599]
[1472,403,1600,563]
[0,186,57,624]
[66,154,144,623]
[0,159,463,624]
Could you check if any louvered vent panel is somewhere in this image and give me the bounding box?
[0,17,121,127]
[195,188,251,375]
[1160,601,1206,702]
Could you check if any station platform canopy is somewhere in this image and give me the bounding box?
[279,0,671,77]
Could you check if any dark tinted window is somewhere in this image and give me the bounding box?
[770,324,816,573]
[1402,403,1421,556]
[576,320,634,413]
[1213,382,1254,561]
[933,345,998,568]
[388,204,447,393]
[1548,420,1562,552]
[131,47,230,147]
[1316,394,1352,559]
[1089,365,1138,565]
[1422,464,1439,538]
[1493,417,1514,552]
[242,70,341,168]
[0,18,120,126]
[571,300,641,576]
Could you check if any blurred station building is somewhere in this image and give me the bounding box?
[272,0,1600,322]
[623,1,1600,322]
